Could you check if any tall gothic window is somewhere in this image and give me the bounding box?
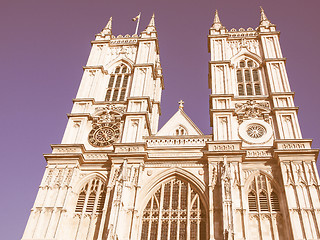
[247,174,284,239]
[141,177,206,240]
[75,177,106,214]
[247,174,280,212]
[236,59,263,96]
[105,64,130,102]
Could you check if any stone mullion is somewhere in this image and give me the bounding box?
[177,181,181,240]
[97,185,112,240]
[86,180,103,240]
[75,180,93,240]
[186,183,191,240]
[147,196,154,240]
[254,177,263,240]
[156,184,165,240]
[167,180,173,239]
[302,161,320,238]
[265,178,276,240]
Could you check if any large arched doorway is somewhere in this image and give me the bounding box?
[140,176,206,240]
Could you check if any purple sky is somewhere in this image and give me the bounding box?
[1,0,320,239]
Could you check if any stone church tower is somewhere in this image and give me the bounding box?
[22,9,320,240]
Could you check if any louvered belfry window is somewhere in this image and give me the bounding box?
[236,59,263,96]
[75,178,106,214]
[105,64,130,102]
[141,177,206,240]
[247,174,280,212]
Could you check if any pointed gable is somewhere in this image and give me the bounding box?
[156,109,203,136]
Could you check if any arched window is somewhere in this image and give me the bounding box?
[75,177,106,214]
[247,174,280,212]
[141,177,206,240]
[236,59,263,96]
[105,64,130,102]
[175,126,187,136]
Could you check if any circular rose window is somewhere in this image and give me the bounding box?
[238,119,272,144]
[246,124,266,138]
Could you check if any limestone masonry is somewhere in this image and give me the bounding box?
[22,9,320,240]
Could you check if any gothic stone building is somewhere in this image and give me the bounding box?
[22,9,320,240]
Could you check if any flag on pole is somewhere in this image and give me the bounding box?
[132,13,141,22]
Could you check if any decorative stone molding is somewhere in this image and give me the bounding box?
[246,150,272,158]
[110,38,138,45]
[235,100,270,123]
[207,142,241,151]
[114,144,145,153]
[146,136,210,148]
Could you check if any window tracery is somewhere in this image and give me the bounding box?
[236,58,263,96]
[106,64,130,102]
[75,177,106,215]
[247,174,280,212]
[141,177,206,240]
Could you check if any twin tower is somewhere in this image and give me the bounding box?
[23,9,320,240]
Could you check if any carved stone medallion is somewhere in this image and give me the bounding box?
[88,122,120,147]
[88,104,124,147]
[238,119,272,144]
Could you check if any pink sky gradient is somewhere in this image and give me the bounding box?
[1,0,319,239]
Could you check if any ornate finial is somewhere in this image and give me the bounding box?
[178,100,184,110]
[259,6,271,26]
[211,10,224,31]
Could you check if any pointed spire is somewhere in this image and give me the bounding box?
[143,13,156,33]
[259,7,271,26]
[105,16,112,30]
[211,10,224,31]
[214,10,221,24]
[149,13,155,27]
[100,17,112,35]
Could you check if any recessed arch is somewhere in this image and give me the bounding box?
[137,168,207,211]
[230,48,262,66]
[105,56,134,73]
[244,170,281,194]
[138,169,207,240]
[73,172,108,194]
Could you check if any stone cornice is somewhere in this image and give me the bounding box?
[263,58,286,63]
[272,107,299,111]
[83,65,108,74]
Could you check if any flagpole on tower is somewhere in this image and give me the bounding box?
[132,12,141,35]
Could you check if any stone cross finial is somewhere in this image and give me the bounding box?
[178,100,184,110]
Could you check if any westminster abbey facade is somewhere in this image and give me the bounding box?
[22,8,320,240]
